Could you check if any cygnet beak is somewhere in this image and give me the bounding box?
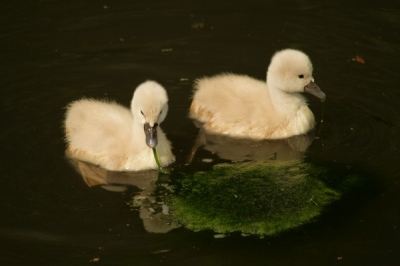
[304,81,326,102]
[144,123,158,148]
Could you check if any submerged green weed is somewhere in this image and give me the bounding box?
[168,160,362,236]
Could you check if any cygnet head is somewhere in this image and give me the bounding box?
[131,80,169,148]
[267,49,325,101]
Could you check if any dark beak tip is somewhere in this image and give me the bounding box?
[144,123,158,148]
[147,139,158,148]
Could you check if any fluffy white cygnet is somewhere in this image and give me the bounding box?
[64,80,175,171]
[189,49,326,139]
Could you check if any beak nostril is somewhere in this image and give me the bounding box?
[304,81,325,100]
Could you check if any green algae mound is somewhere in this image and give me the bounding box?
[168,160,362,236]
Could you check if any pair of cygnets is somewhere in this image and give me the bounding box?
[64,49,326,172]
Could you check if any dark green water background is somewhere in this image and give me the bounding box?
[1,0,399,265]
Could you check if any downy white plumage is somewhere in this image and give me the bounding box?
[64,80,175,171]
[189,49,326,139]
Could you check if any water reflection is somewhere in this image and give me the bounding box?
[68,158,180,233]
[188,125,316,163]
[170,159,344,236]
[176,127,366,236]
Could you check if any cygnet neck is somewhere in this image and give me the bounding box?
[267,80,307,117]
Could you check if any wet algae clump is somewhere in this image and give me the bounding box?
[168,161,362,236]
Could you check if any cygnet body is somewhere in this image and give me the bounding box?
[189,49,326,139]
[64,80,175,171]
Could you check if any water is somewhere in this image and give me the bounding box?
[1,0,399,265]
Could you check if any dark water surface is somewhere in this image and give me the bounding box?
[1,0,399,265]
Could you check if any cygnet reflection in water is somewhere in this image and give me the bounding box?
[68,158,180,234]
[188,126,316,163]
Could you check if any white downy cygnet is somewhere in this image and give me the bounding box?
[64,80,175,171]
[189,49,326,139]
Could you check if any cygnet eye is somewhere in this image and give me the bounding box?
[298,74,304,79]
[159,110,162,115]
[140,110,146,117]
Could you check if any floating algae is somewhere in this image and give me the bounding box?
[167,160,364,236]
[152,148,170,174]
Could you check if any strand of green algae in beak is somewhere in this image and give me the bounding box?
[152,148,170,174]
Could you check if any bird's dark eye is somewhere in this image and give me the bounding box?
[141,110,145,117]
[298,74,304,79]
[159,110,162,115]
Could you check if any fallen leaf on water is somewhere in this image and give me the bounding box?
[352,55,365,64]
[91,258,100,262]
